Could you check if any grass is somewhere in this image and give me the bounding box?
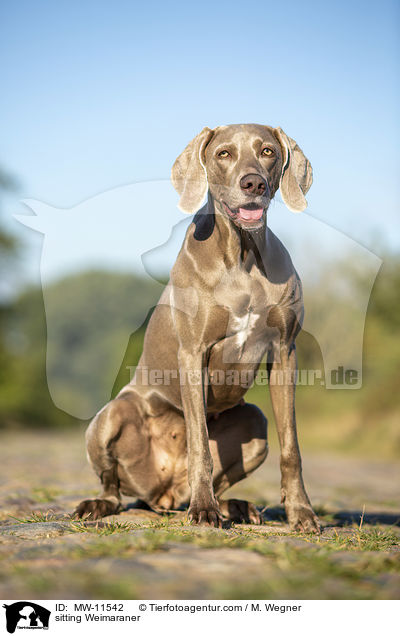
[20,508,396,554]
[3,563,140,600]
[8,511,60,523]
[58,519,400,557]
[330,527,400,551]
[69,519,139,536]
[1,501,399,600]
[3,522,398,600]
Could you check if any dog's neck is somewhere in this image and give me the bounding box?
[209,194,268,274]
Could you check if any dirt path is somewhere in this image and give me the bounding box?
[0,429,399,600]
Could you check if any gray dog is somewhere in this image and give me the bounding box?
[75,124,320,533]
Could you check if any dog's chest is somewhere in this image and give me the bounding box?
[212,266,287,359]
[230,311,261,348]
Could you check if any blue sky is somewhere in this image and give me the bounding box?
[1,0,399,286]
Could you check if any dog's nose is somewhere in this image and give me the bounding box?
[239,174,268,196]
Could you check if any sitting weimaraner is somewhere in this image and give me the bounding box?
[75,123,320,532]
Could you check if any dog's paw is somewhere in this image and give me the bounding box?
[219,498,262,524]
[286,502,321,534]
[188,503,223,527]
[73,498,121,520]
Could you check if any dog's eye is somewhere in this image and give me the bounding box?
[218,150,230,158]
[261,147,274,157]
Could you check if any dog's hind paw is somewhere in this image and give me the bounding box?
[73,498,121,520]
[219,498,262,524]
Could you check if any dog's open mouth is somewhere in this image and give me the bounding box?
[222,202,266,227]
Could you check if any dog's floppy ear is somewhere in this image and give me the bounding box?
[171,127,214,213]
[274,127,313,213]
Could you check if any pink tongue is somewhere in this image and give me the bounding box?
[238,207,263,221]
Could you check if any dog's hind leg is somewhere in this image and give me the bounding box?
[74,402,125,519]
[208,402,268,524]
[74,391,164,519]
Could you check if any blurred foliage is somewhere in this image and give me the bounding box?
[43,270,160,417]
[0,166,19,414]
[0,165,18,256]
[0,271,159,427]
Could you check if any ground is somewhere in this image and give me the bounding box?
[0,428,399,600]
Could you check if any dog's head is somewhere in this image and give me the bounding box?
[171,123,312,231]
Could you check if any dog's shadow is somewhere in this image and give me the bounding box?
[262,505,400,527]
[125,500,400,528]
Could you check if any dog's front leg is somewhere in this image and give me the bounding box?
[178,349,222,526]
[268,343,320,533]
